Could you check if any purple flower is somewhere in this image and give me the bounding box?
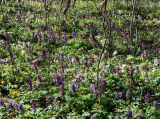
[100,78,107,94]
[126,90,131,99]
[60,84,65,96]
[32,61,38,71]
[70,82,76,94]
[0,99,4,106]
[115,66,121,74]
[72,31,76,38]
[15,103,23,112]
[85,67,89,72]
[144,95,149,104]
[90,22,95,29]
[37,75,42,84]
[84,60,88,66]
[90,84,98,96]
[154,59,160,66]
[26,79,33,91]
[79,32,83,37]
[76,74,84,82]
[7,102,13,109]
[53,73,63,86]
[54,36,58,44]
[25,56,30,62]
[75,56,80,64]
[38,50,46,59]
[38,30,42,38]
[31,103,36,112]
[121,32,126,38]
[130,66,135,82]
[68,56,72,65]
[116,114,121,119]
[62,34,67,44]
[130,67,134,75]
[142,65,148,71]
[135,66,139,73]
[142,41,145,48]
[144,92,151,104]
[60,53,64,61]
[90,114,95,119]
[87,60,92,66]
[118,92,124,99]
[153,100,158,109]
[127,108,132,118]
[48,32,52,42]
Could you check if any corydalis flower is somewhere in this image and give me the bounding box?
[153,100,158,109]
[0,99,4,106]
[141,50,147,59]
[33,63,38,71]
[90,22,95,29]
[59,84,65,96]
[126,90,131,99]
[154,58,160,66]
[142,65,148,71]
[48,32,53,42]
[72,31,76,38]
[115,66,121,74]
[60,53,64,61]
[15,103,23,112]
[83,59,88,66]
[141,41,145,48]
[135,66,139,73]
[32,59,38,71]
[7,102,13,109]
[130,66,135,82]
[53,73,63,86]
[144,94,149,104]
[31,103,36,112]
[90,114,95,119]
[38,50,46,59]
[90,84,98,96]
[100,78,107,94]
[70,82,76,94]
[54,36,58,44]
[62,34,67,44]
[68,56,72,64]
[76,74,84,82]
[37,75,42,84]
[116,114,121,119]
[118,92,124,99]
[85,67,89,72]
[75,56,80,64]
[26,79,33,91]
[38,30,43,38]
[127,108,132,118]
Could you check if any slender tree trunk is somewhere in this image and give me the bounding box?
[63,0,71,14]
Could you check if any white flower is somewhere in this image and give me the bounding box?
[113,51,118,55]
[152,68,156,75]
[21,50,26,55]
[121,65,125,72]
[154,58,158,65]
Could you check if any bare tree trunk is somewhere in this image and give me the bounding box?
[101,0,107,12]
[63,0,71,14]
[0,33,18,75]
[130,0,136,42]
[73,0,76,7]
